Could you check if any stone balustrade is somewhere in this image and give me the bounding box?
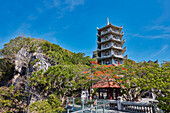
[66,97,163,113]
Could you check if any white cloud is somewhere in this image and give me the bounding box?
[127,33,170,39]
[42,0,84,19]
[15,23,31,36]
[146,25,170,33]
[43,0,84,11]
[65,0,84,11]
[43,0,58,8]
[152,45,169,57]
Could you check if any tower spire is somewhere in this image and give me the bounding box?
[107,17,109,25]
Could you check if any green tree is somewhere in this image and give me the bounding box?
[0,85,28,113]
[28,64,90,106]
[85,60,170,112]
[28,94,64,113]
[28,100,53,113]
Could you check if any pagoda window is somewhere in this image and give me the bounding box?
[115,59,119,64]
[116,36,119,39]
[113,36,116,39]
[104,29,107,33]
[105,51,109,56]
[114,43,118,47]
[105,43,109,48]
[106,60,110,65]
[114,51,118,55]
[105,36,108,40]
[112,28,115,32]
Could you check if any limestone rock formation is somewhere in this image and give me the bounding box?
[11,47,52,104]
[13,47,51,84]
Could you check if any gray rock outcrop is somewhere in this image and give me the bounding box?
[12,47,52,105]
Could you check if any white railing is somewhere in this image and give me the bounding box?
[101,55,112,58]
[99,45,122,51]
[113,54,124,58]
[99,37,121,44]
[100,29,120,36]
[66,97,164,113]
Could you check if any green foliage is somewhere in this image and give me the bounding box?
[29,94,64,113]
[113,60,169,112]
[48,94,64,112]
[0,58,14,86]
[41,42,91,65]
[0,86,27,113]
[0,36,93,112]
[0,37,48,86]
[156,61,170,112]
[28,64,90,101]
[0,36,92,86]
[29,100,53,113]
[84,60,170,112]
[0,36,32,62]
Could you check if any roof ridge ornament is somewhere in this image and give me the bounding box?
[107,17,109,25]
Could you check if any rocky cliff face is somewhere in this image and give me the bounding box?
[12,47,52,104]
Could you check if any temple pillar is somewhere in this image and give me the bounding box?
[116,88,120,100]
[109,88,113,100]
[107,88,109,99]
[98,89,100,99]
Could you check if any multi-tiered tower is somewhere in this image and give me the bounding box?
[97,18,127,65]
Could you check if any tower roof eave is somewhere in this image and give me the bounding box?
[97,24,123,33]
[123,55,128,63]
[97,38,125,45]
[97,54,127,60]
[98,46,126,52]
[121,39,125,47]
[98,30,123,38]
[122,47,126,54]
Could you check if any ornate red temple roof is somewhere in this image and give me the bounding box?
[91,77,120,88]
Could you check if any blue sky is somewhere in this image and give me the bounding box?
[0,0,170,63]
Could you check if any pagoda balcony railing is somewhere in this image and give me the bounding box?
[98,47,126,55]
[98,30,123,37]
[97,37,122,44]
[101,29,119,35]
[101,31,107,35]
[98,45,122,51]
[97,56,100,59]
[97,54,124,60]
[110,29,119,33]
[113,54,124,59]
[100,55,112,59]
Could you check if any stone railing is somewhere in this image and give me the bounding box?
[66,97,164,113]
[121,101,152,112]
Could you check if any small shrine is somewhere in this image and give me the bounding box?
[91,77,121,100]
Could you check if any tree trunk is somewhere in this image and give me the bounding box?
[60,94,66,106]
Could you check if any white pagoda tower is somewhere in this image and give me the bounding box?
[97,18,127,65]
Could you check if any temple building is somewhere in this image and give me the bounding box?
[97,18,127,65]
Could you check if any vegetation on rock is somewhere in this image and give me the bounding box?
[0,36,92,112]
[0,36,169,112]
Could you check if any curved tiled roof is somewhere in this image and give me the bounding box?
[91,77,120,88]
